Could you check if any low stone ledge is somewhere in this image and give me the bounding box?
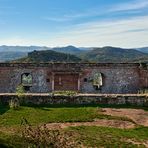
[0,93,147,106]
[0,93,147,97]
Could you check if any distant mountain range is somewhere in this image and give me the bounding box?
[0,51,28,62]
[79,46,148,63]
[0,45,50,52]
[52,46,83,55]
[136,47,148,53]
[0,45,148,63]
[13,49,82,63]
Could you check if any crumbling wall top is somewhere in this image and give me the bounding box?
[0,62,146,68]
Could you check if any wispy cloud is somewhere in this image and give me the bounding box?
[0,4,20,16]
[2,15,148,48]
[43,15,148,48]
[43,16,71,22]
[110,0,148,12]
[1,0,148,48]
[43,11,99,22]
[43,0,148,23]
[124,28,148,33]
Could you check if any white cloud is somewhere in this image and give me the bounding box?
[43,16,71,22]
[43,15,148,48]
[110,0,148,12]
[43,0,148,23]
[1,15,148,48]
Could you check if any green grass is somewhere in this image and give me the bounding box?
[0,126,148,148]
[0,106,104,127]
[0,104,148,147]
[69,126,148,147]
[0,106,99,126]
[0,131,27,148]
[0,103,9,115]
[0,105,138,127]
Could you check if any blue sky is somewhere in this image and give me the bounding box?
[0,0,148,48]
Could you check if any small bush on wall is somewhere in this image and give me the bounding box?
[138,88,148,95]
[9,98,20,110]
[53,91,78,96]
[9,84,26,110]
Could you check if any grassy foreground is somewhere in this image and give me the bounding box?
[0,104,148,147]
[0,104,137,126]
[70,126,148,147]
[0,126,148,148]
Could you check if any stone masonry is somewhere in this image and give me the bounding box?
[0,63,147,94]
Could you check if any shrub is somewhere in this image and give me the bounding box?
[21,118,80,148]
[9,98,20,110]
[138,88,148,95]
[53,91,77,96]
[9,85,25,110]
[16,84,25,98]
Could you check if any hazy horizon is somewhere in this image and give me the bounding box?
[0,45,147,49]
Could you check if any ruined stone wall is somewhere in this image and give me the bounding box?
[80,64,141,94]
[0,63,147,94]
[0,64,51,93]
[139,63,148,89]
[0,94,147,107]
[0,67,12,92]
[9,67,50,93]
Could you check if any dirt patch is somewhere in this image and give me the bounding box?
[46,108,148,130]
[46,119,136,130]
[0,126,19,135]
[126,139,148,148]
[101,108,148,126]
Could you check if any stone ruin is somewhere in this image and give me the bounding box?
[0,63,147,94]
